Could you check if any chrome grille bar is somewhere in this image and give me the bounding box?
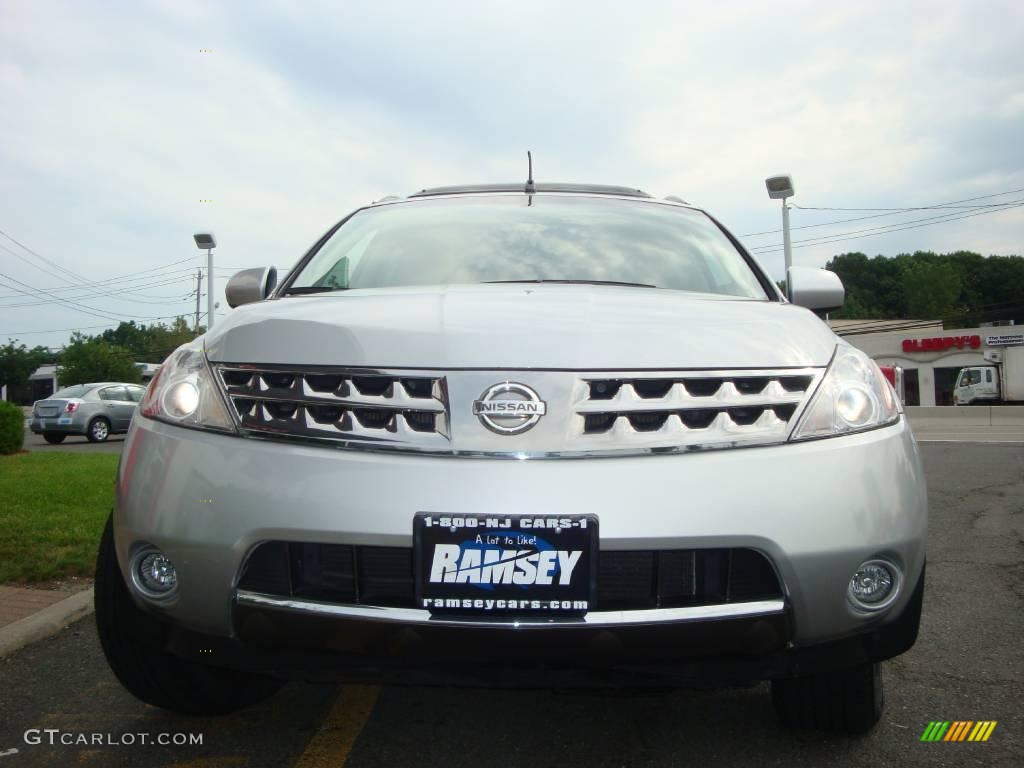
[572,369,821,449]
[214,365,451,447]
[212,364,823,456]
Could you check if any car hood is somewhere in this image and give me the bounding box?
[204,284,838,369]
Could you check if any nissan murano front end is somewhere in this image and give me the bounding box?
[96,183,927,733]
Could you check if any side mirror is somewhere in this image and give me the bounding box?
[787,266,844,312]
[225,267,278,308]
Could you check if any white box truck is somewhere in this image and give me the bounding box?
[954,347,1024,404]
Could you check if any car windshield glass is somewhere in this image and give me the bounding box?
[287,196,767,299]
[52,385,92,398]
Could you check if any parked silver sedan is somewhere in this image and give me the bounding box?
[30,382,147,443]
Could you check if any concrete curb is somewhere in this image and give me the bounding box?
[0,588,94,658]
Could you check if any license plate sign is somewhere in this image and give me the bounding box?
[415,514,597,614]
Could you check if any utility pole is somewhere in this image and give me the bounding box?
[194,268,203,334]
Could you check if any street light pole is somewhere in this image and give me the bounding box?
[782,199,793,274]
[193,233,217,331]
[764,175,796,295]
[206,247,215,330]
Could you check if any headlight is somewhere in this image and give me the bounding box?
[140,342,235,433]
[791,345,900,440]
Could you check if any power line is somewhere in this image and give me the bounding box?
[0,241,94,287]
[0,265,197,299]
[0,227,91,285]
[0,272,186,323]
[750,201,1024,255]
[0,275,131,323]
[789,187,1024,212]
[0,230,199,298]
[740,187,1024,238]
[751,199,1024,251]
[0,276,193,308]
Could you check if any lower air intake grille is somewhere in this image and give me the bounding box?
[237,542,782,611]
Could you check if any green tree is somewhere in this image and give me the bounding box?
[0,341,50,392]
[57,334,141,386]
[828,250,1024,326]
[901,258,961,320]
[99,317,198,363]
[828,252,907,318]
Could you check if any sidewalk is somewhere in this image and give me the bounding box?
[0,586,69,628]
[0,584,95,657]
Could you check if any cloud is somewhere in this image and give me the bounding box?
[1,0,1022,347]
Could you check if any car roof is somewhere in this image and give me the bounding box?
[408,183,653,199]
[65,382,141,390]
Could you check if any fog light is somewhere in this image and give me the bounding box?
[848,560,899,610]
[137,551,177,595]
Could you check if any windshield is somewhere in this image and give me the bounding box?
[52,385,93,398]
[287,195,768,299]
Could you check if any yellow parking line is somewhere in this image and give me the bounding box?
[294,685,380,768]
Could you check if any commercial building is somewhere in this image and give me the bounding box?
[1,362,161,405]
[834,320,1023,406]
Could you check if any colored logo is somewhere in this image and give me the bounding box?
[920,721,997,742]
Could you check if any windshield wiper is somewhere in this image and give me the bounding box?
[281,285,347,295]
[482,279,658,289]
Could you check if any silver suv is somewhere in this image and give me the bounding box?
[95,184,927,733]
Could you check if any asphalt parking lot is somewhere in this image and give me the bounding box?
[1,442,1020,767]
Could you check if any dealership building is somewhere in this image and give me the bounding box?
[833,320,1022,406]
[1,362,162,405]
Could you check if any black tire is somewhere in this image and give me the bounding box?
[94,516,283,715]
[86,417,110,443]
[771,661,883,734]
[43,432,67,444]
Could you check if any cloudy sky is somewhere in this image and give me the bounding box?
[2,0,1022,349]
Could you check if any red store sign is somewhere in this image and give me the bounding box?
[902,335,981,353]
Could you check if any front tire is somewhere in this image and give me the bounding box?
[43,432,67,444]
[771,661,883,734]
[94,516,282,715]
[86,418,110,443]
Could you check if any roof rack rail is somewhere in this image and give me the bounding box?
[663,195,689,204]
[409,183,652,199]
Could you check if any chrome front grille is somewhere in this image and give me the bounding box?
[574,372,818,450]
[215,365,450,449]
[213,364,822,457]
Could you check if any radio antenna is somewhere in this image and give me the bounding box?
[525,151,535,194]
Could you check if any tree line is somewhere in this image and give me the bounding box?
[1,317,199,397]
[827,251,1024,327]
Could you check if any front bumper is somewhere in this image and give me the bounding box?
[162,568,924,685]
[114,414,927,665]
